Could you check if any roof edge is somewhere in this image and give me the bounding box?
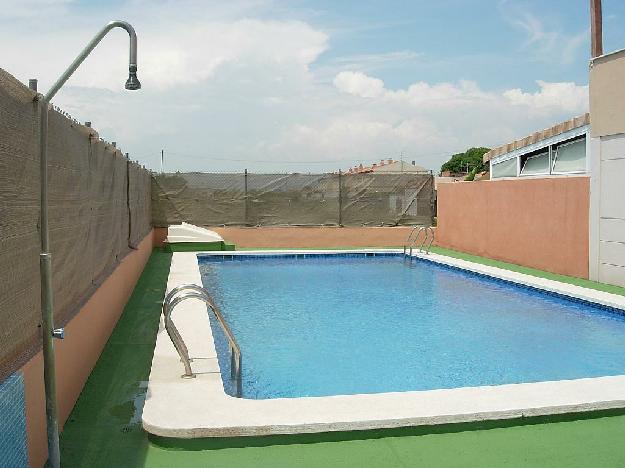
[483,113,590,163]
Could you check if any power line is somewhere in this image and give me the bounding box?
[133,149,466,166]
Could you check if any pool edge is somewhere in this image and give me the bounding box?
[142,249,625,438]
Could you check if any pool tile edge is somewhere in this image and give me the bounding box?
[142,250,625,438]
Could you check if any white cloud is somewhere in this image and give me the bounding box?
[333,72,587,115]
[385,80,492,108]
[300,72,588,168]
[0,1,327,92]
[503,80,589,114]
[333,71,385,98]
[0,0,74,19]
[138,19,328,90]
[499,1,588,65]
[328,50,422,72]
[514,13,587,65]
[0,1,591,173]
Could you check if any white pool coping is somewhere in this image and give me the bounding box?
[142,249,625,438]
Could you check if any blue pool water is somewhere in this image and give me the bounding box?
[198,254,625,399]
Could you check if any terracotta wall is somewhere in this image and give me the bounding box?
[436,177,590,278]
[210,226,414,249]
[21,230,155,468]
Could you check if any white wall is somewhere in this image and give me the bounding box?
[589,133,625,287]
[589,48,625,288]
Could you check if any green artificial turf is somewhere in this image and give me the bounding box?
[165,241,235,252]
[429,245,625,297]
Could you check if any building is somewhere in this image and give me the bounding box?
[436,45,625,287]
[484,114,590,179]
[344,159,429,174]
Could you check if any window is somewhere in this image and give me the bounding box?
[490,133,587,180]
[491,158,517,178]
[520,150,549,176]
[552,139,586,173]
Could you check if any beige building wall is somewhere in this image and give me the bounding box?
[590,49,625,138]
[589,49,625,287]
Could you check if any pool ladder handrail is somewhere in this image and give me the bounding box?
[403,226,435,256]
[162,284,242,397]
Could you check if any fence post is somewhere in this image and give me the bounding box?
[429,171,435,224]
[338,170,343,227]
[126,155,132,247]
[244,168,249,226]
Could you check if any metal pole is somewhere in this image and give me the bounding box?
[126,154,133,247]
[338,170,343,226]
[590,0,603,58]
[244,169,249,226]
[45,21,139,102]
[161,149,164,173]
[38,98,61,468]
[37,20,141,468]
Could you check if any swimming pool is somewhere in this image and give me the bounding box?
[199,253,625,399]
[143,250,625,438]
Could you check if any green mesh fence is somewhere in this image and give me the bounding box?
[0,69,151,384]
[152,171,434,227]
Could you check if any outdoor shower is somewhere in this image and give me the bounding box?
[36,20,140,468]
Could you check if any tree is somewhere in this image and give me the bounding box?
[440,147,490,174]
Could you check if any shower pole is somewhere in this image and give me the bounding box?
[36,20,141,468]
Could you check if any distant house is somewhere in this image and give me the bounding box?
[344,159,429,174]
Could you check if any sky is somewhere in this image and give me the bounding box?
[1,0,623,172]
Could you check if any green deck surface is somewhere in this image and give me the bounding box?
[59,248,625,467]
[428,246,625,297]
[165,241,236,252]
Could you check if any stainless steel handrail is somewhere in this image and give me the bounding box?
[419,226,435,254]
[162,284,242,397]
[403,226,435,256]
[403,225,422,254]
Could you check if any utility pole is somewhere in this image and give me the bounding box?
[160,149,164,173]
[590,0,603,58]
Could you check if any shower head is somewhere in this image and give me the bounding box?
[44,20,143,101]
[125,64,141,90]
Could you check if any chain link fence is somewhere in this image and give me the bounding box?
[152,171,434,227]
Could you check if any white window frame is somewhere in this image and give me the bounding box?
[489,126,589,180]
[550,138,588,175]
[490,156,519,179]
[519,150,551,177]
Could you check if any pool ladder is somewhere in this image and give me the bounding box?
[162,284,242,397]
[403,226,435,256]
